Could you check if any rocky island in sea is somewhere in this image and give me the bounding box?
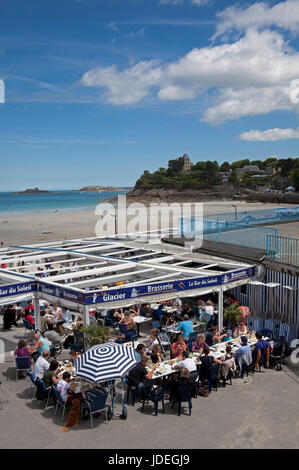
[13,187,51,194]
[76,185,130,192]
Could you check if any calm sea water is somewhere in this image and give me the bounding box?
[0,190,129,215]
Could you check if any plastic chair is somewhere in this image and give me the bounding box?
[53,386,68,421]
[84,393,112,428]
[27,369,36,396]
[157,331,171,354]
[176,384,193,416]
[126,377,139,406]
[141,384,166,416]
[207,364,219,392]
[260,329,274,341]
[15,356,31,380]
[35,378,52,408]
[23,319,34,336]
[237,351,253,378]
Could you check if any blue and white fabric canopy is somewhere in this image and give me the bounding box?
[75,342,138,383]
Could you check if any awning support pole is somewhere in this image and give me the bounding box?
[218,285,224,331]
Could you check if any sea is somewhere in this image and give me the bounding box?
[0,190,130,216]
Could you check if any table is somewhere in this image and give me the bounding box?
[146,335,267,380]
[133,316,152,336]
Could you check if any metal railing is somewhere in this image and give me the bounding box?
[267,234,299,267]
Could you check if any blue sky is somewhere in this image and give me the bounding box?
[1,0,299,190]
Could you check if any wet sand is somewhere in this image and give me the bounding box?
[0,200,297,246]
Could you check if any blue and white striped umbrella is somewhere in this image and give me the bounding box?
[75,342,138,383]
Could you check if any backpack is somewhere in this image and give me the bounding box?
[198,383,209,397]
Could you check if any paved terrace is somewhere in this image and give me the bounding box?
[1,322,299,449]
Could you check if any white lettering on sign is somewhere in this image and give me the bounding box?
[147,283,174,293]
[102,292,126,302]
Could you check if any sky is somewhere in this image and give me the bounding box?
[1,0,299,190]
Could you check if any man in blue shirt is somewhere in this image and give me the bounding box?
[177,315,194,341]
[253,331,270,370]
[152,305,165,322]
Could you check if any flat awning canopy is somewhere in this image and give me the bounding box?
[0,236,258,311]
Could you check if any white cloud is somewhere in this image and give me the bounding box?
[239,127,299,141]
[106,21,119,32]
[214,0,299,39]
[80,28,299,123]
[123,28,145,39]
[81,60,162,105]
[159,0,211,5]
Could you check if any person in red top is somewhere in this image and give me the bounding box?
[171,335,187,359]
[22,301,34,317]
[23,308,35,326]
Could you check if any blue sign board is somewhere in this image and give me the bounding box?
[37,282,85,304]
[84,266,256,305]
[0,281,37,299]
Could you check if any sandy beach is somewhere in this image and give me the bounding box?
[0,200,298,246]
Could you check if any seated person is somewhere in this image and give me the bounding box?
[171,335,187,359]
[61,307,73,323]
[233,319,250,338]
[181,303,195,320]
[150,344,164,364]
[174,350,197,373]
[220,328,233,342]
[204,300,214,316]
[43,359,61,388]
[56,371,76,403]
[40,310,49,332]
[169,367,196,402]
[119,311,136,328]
[205,326,218,347]
[29,331,50,362]
[152,305,165,322]
[33,350,50,380]
[135,344,146,362]
[194,299,204,319]
[197,345,222,382]
[44,323,62,345]
[14,340,31,378]
[14,339,30,358]
[51,304,62,318]
[69,350,81,364]
[192,333,209,354]
[233,336,251,362]
[172,298,182,312]
[115,323,137,343]
[252,331,270,369]
[146,329,160,353]
[127,356,157,397]
[73,316,84,333]
[177,315,194,341]
[23,308,35,327]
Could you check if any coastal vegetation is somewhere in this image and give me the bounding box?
[134,156,299,192]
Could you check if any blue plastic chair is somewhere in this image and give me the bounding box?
[152,321,160,330]
[176,384,193,416]
[141,384,166,416]
[53,386,68,421]
[35,378,52,407]
[23,319,34,336]
[84,393,111,428]
[27,369,36,396]
[15,356,31,380]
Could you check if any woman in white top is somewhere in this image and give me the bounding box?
[233,319,250,338]
[204,300,214,316]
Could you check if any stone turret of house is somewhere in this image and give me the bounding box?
[182,154,192,173]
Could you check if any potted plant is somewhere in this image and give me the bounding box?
[82,322,111,347]
[223,304,243,330]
